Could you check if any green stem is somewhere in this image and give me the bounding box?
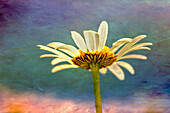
[90,63,102,113]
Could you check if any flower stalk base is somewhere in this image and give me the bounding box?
[90,63,102,113]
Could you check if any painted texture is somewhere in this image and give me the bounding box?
[0,0,169,112]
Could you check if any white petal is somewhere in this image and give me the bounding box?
[71,31,87,52]
[117,35,147,57]
[98,21,108,51]
[109,38,132,53]
[130,35,147,46]
[86,30,100,51]
[132,42,153,48]
[40,54,58,58]
[116,61,135,75]
[118,54,147,60]
[51,64,78,73]
[51,58,72,65]
[121,42,152,55]
[37,45,71,59]
[58,49,76,57]
[123,47,151,55]
[99,68,107,74]
[108,64,125,80]
[93,32,100,51]
[57,45,80,57]
[83,31,94,52]
[47,42,65,49]
[138,47,151,50]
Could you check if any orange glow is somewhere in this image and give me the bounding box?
[6,103,26,113]
[0,86,169,113]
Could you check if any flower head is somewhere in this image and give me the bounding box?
[37,21,152,80]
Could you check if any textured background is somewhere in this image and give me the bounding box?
[0,0,169,112]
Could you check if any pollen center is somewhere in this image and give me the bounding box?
[71,46,117,69]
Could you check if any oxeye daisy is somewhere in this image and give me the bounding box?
[37,21,152,113]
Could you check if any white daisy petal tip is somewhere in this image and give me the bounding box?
[130,69,135,75]
[51,69,57,73]
[132,71,135,75]
[83,30,88,34]
[140,55,147,60]
[147,47,151,50]
[98,21,108,51]
[46,43,54,47]
[88,30,98,34]
[51,64,78,73]
[71,31,75,33]
[116,75,125,81]
[71,31,79,35]
[37,44,42,48]
[40,54,58,58]
[46,44,50,46]
[119,77,125,81]
[146,42,153,46]
[37,44,48,49]
[101,21,108,25]
[140,35,147,38]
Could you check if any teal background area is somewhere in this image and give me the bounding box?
[0,0,169,107]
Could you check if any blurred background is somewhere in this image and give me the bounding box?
[0,0,169,112]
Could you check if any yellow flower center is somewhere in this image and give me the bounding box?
[71,46,117,69]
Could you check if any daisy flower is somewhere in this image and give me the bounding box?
[37,21,152,113]
[37,21,152,80]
